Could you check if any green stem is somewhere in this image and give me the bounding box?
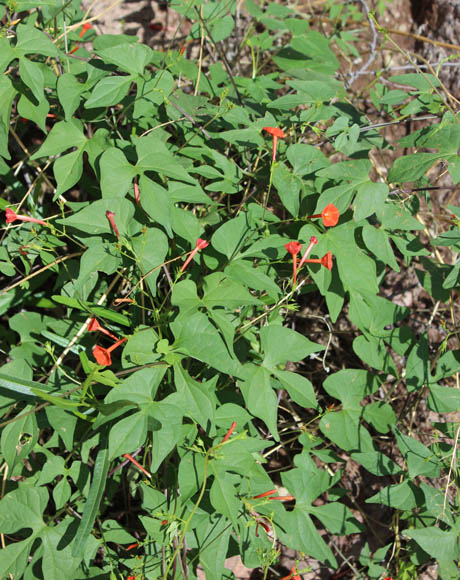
[161,451,210,580]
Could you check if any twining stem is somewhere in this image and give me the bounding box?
[261,162,274,222]
[161,452,210,580]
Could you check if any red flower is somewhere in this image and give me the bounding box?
[180,238,209,272]
[268,495,295,501]
[285,241,302,285]
[220,421,237,444]
[298,236,318,269]
[321,251,333,270]
[284,241,302,255]
[5,207,47,226]
[125,543,138,551]
[122,453,151,479]
[302,251,333,271]
[92,336,127,366]
[263,126,286,162]
[106,211,120,239]
[79,22,92,38]
[88,318,119,341]
[255,516,272,537]
[133,178,140,205]
[253,489,277,499]
[307,203,340,227]
[280,566,301,580]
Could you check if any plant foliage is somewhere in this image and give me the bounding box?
[0,0,460,578]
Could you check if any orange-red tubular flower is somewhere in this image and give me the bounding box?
[106,211,120,239]
[133,178,140,205]
[268,495,295,501]
[5,208,47,226]
[122,453,151,479]
[92,336,127,366]
[263,126,286,162]
[285,241,302,285]
[125,542,138,551]
[302,251,333,271]
[221,421,237,444]
[88,318,119,341]
[255,516,272,537]
[307,203,340,227]
[280,566,301,580]
[180,238,209,272]
[298,236,318,269]
[253,489,277,499]
[79,22,92,38]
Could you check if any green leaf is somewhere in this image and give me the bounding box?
[85,75,134,109]
[427,384,460,413]
[273,162,301,217]
[132,227,169,297]
[362,223,399,271]
[415,257,451,302]
[272,369,318,409]
[274,32,339,75]
[57,73,83,121]
[261,324,325,368]
[203,272,262,309]
[148,397,183,472]
[211,213,250,259]
[353,181,388,221]
[18,57,44,102]
[174,363,216,429]
[16,23,58,57]
[434,350,460,381]
[240,364,279,440]
[1,407,37,472]
[17,91,50,132]
[313,502,363,534]
[388,152,440,183]
[139,175,172,237]
[353,335,390,371]
[394,428,440,478]
[78,241,121,282]
[31,120,87,159]
[366,480,423,510]
[53,150,84,197]
[198,516,232,580]
[404,527,460,561]
[351,451,402,476]
[136,134,196,183]
[171,207,202,243]
[56,197,134,235]
[0,485,48,578]
[96,43,152,75]
[51,296,130,326]
[225,259,281,299]
[108,412,148,458]
[362,401,396,433]
[209,469,240,529]
[0,38,16,74]
[282,509,337,566]
[41,520,88,580]
[72,435,110,557]
[443,261,460,289]
[99,148,136,198]
[171,312,243,377]
[0,371,54,400]
[319,409,374,452]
